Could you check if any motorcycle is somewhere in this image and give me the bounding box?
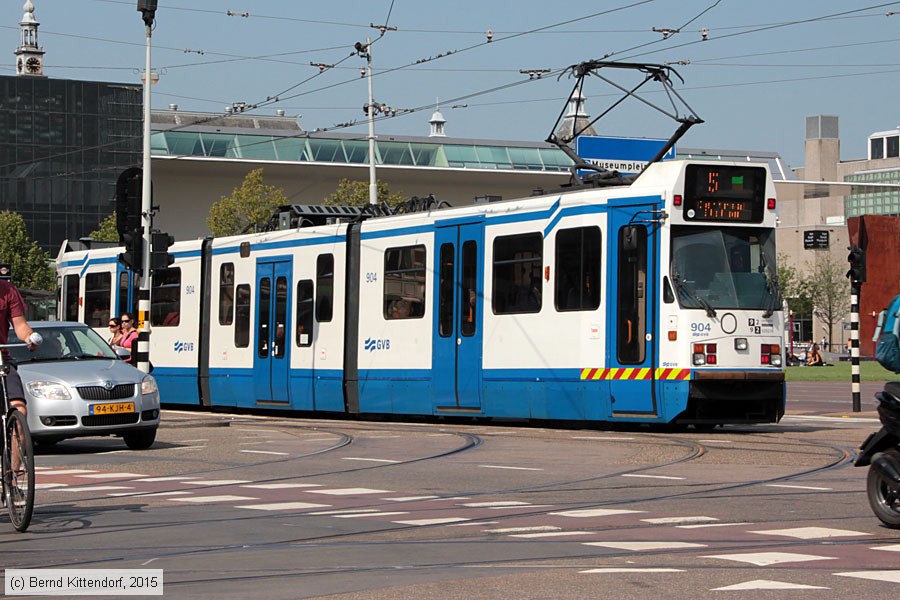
[856,382,900,529]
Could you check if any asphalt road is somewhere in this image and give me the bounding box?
[1,389,897,599]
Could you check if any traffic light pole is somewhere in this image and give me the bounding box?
[137,12,153,374]
[850,279,861,412]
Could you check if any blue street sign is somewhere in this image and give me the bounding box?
[575,136,675,175]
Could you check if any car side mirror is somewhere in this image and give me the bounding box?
[115,347,131,359]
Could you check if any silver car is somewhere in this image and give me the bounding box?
[8,321,160,450]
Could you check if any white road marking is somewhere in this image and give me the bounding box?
[584,541,707,551]
[77,473,148,479]
[341,457,400,463]
[749,527,870,539]
[36,469,97,475]
[240,483,322,489]
[703,552,836,566]
[642,516,719,525]
[307,487,391,495]
[240,450,290,456]
[478,465,543,471]
[622,474,685,480]
[460,501,533,508]
[766,484,833,491]
[383,496,440,502]
[58,486,134,492]
[35,483,68,489]
[512,531,595,538]
[332,511,410,519]
[392,518,470,526]
[711,580,828,591]
[109,491,192,497]
[872,544,900,552]
[169,495,259,503]
[550,508,644,518]
[581,568,684,574]
[834,571,900,583]
[236,502,329,511]
[184,480,251,486]
[309,509,381,515]
[677,522,751,529]
[486,526,561,534]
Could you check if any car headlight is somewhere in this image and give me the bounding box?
[141,375,158,395]
[25,381,72,401]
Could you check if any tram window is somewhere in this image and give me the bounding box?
[258,277,271,358]
[296,280,314,347]
[316,254,334,323]
[273,276,288,359]
[219,263,235,325]
[555,227,601,311]
[617,225,647,364]
[234,283,251,348]
[150,268,181,327]
[492,233,542,315]
[438,244,454,337]
[63,274,79,322]
[460,241,477,336]
[83,272,112,327]
[384,245,426,320]
[117,272,129,318]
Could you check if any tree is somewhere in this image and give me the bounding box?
[207,168,288,236]
[89,213,119,242]
[325,178,405,207]
[777,252,813,318]
[806,251,850,351]
[0,211,54,291]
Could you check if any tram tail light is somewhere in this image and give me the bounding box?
[673,194,683,207]
[761,344,782,366]
[767,198,776,210]
[668,330,677,341]
[693,343,717,366]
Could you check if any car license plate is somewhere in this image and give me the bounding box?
[90,402,135,415]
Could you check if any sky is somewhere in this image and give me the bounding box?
[6,0,900,171]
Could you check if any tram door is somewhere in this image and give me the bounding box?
[433,221,484,411]
[607,205,659,415]
[253,258,292,404]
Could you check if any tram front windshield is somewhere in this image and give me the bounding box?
[671,226,778,311]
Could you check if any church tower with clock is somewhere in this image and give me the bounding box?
[15,0,45,77]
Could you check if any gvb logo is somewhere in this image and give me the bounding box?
[364,338,391,352]
[173,341,195,353]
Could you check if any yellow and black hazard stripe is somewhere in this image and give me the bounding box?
[579,368,691,381]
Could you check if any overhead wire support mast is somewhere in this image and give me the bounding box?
[136,0,157,375]
[546,60,703,187]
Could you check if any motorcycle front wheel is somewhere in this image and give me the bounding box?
[867,448,900,529]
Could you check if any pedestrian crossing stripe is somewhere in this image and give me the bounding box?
[580,368,690,381]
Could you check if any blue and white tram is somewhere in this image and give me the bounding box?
[56,159,786,425]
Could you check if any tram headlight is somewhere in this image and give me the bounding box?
[734,338,749,351]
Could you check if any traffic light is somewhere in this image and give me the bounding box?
[119,229,143,275]
[847,244,867,283]
[115,167,143,241]
[150,231,175,273]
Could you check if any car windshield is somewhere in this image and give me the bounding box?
[8,325,119,363]
[670,226,779,311]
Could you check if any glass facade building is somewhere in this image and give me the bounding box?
[845,168,900,218]
[0,75,142,252]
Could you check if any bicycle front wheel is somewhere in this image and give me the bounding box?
[4,409,34,532]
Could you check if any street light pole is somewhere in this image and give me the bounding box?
[136,0,157,374]
[364,37,377,207]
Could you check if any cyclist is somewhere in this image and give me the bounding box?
[0,279,42,420]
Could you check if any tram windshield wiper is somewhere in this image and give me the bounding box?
[671,271,717,319]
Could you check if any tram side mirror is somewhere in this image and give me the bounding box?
[622,226,639,251]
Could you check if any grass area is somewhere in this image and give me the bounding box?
[784,360,897,382]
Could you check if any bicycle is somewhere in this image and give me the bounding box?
[0,341,36,532]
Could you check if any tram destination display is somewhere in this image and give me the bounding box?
[682,164,766,223]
